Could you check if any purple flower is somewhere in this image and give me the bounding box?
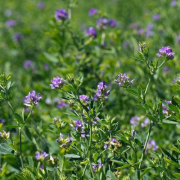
[44,64,49,70]
[55,9,68,21]
[104,144,108,149]
[147,24,153,30]
[146,30,153,37]
[13,33,22,42]
[176,36,180,43]
[97,18,108,29]
[162,100,171,115]
[57,100,68,109]
[40,165,43,169]
[35,151,48,161]
[0,119,3,125]
[146,140,158,152]
[38,2,45,9]
[75,120,83,130]
[130,23,138,29]
[130,116,140,127]
[153,14,160,21]
[171,0,176,6]
[123,41,129,48]
[23,60,35,69]
[115,73,134,87]
[93,117,99,124]
[86,27,97,38]
[89,8,98,16]
[109,19,116,27]
[156,46,174,60]
[24,90,42,106]
[137,28,144,35]
[6,19,16,27]
[141,118,150,128]
[79,95,89,104]
[163,66,170,74]
[95,82,110,101]
[50,76,65,89]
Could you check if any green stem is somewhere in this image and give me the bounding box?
[19,128,24,168]
[138,123,152,178]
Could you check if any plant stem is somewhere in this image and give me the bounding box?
[19,128,24,168]
[138,123,152,179]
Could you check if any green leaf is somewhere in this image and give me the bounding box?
[162,120,178,125]
[146,115,158,123]
[116,164,131,169]
[0,143,13,154]
[164,157,180,167]
[14,113,24,124]
[173,173,180,178]
[106,170,118,180]
[64,154,80,158]
[168,104,179,113]
[140,167,152,179]
[111,160,128,165]
[126,88,139,97]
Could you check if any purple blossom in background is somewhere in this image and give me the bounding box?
[104,144,108,149]
[57,100,68,109]
[6,19,16,27]
[37,2,45,9]
[130,23,138,29]
[163,66,170,74]
[176,36,180,43]
[137,28,144,35]
[44,63,49,70]
[141,118,150,128]
[35,151,48,161]
[171,0,176,6]
[93,117,99,124]
[146,140,158,152]
[130,116,140,127]
[153,14,160,21]
[156,46,174,60]
[147,24,153,30]
[75,120,83,130]
[86,27,97,38]
[115,73,134,87]
[79,95,89,104]
[40,165,43,169]
[24,90,42,106]
[162,100,171,115]
[97,18,108,29]
[95,82,110,101]
[55,9,68,21]
[89,8,98,16]
[13,33,22,42]
[50,76,65,89]
[23,60,35,70]
[4,10,12,17]
[0,119,3,124]
[146,30,153,37]
[123,41,129,48]
[109,19,116,27]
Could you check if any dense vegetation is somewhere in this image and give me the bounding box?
[1,0,180,179]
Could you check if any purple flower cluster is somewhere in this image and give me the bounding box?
[24,90,42,107]
[94,82,110,101]
[79,95,89,104]
[37,2,45,9]
[92,162,103,172]
[104,138,121,151]
[93,117,99,125]
[146,140,158,152]
[86,27,97,38]
[56,133,73,148]
[130,116,140,127]
[6,19,16,27]
[97,18,117,29]
[55,9,68,21]
[35,151,48,161]
[13,33,22,42]
[89,8,98,16]
[115,73,134,87]
[171,0,176,6]
[75,120,83,131]
[23,60,35,70]
[153,14,160,21]
[146,24,154,37]
[97,18,109,29]
[162,100,171,115]
[156,46,174,60]
[57,100,68,109]
[141,118,150,128]
[50,76,65,89]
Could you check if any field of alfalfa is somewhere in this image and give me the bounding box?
[1,0,180,179]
